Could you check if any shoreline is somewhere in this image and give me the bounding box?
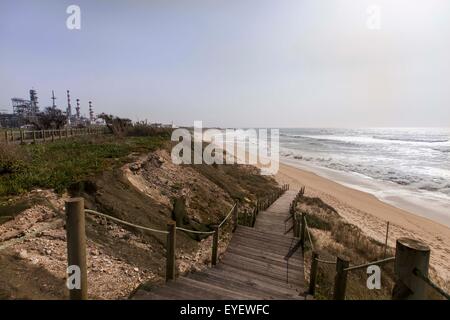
[204,136,449,284]
[274,161,450,284]
[280,157,450,227]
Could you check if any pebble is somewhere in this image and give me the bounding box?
[19,250,28,259]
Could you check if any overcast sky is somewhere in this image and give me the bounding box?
[0,0,449,127]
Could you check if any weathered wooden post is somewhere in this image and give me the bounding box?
[383,221,390,258]
[309,251,319,296]
[4,131,8,144]
[166,221,176,282]
[293,213,298,237]
[333,256,349,300]
[392,238,430,300]
[51,130,55,142]
[20,129,24,144]
[212,225,219,266]
[232,203,238,232]
[65,198,88,300]
[300,212,306,248]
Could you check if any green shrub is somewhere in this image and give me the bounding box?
[0,133,169,197]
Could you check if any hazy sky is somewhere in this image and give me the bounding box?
[1,0,449,127]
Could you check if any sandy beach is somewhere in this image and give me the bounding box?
[274,161,450,285]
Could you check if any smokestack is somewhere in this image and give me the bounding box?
[76,99,80,119]
[67,90,72,124]
[89,101,94,122]
[51,90,56,108]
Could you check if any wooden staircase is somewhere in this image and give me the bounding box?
[133,190,306,300]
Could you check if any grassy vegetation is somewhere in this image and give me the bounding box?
[0,133,170,198]
[298,196,396,299]
[191,163,279,202]
[298,196,444,300]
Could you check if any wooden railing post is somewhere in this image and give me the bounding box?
[333,256,349,300]
[65,198,88,300]
[309,251,319,296]
[300,212,306,248]
[392,238,430,300]
[166,221,176,282]
[232,203,238,232]
[20,129,24,144]
[293,213,298,237]
[212,225,219,266]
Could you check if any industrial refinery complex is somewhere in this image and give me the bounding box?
[0,89,103,128]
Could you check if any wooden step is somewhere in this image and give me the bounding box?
[132,189,306,300]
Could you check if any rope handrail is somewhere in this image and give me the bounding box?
[413,268,450,300]
[177,202,236,234]
[315,258,337,265]
[303,215,315,252]
[218,203,236,228]
[87,202,237,237]
[175,227,215,235]
[85,209,169,235]
[343,256,395,272]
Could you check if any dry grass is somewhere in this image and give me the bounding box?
[298,196,443,300]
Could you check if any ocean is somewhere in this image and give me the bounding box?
[278,128,450,227]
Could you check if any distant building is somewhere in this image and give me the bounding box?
[0,90,40,128]
[0,89,103,128]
